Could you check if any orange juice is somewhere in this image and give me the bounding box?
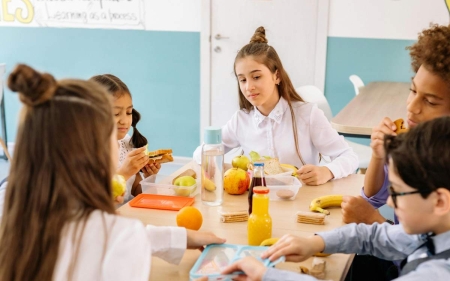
[248,186,272,246]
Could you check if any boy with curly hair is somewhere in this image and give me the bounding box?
[342,24,450,225]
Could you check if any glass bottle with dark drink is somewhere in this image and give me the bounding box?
[248,162,266,214]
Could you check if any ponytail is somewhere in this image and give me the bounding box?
[130,108,148,148]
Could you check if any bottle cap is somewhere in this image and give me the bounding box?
[253,186,269,194]
[254,162,264,167]
[204,126,222,144]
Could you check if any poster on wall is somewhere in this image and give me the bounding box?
[0,0,145,30]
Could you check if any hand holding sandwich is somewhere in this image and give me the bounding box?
[142,162,161,178]
[117,146,149,180]
[370,117,398,160]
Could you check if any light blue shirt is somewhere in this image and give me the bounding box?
[263,223,450,281]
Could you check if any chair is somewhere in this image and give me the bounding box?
[0,64,11,161]
[296,85,371,170]
[349,75,365,95]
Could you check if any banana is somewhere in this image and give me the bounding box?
[309,195,343,215]
[260,237,279,247]
[112,174,126,199]
[203,178,216,192]
[280,163,298,176]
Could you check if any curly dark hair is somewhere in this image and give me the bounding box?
[407,24,450,86]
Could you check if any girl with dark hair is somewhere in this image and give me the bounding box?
[90,74,160,202]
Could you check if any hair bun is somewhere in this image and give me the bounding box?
[8,64,57,107]
[249,26,268,44]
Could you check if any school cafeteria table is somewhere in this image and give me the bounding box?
[331,82,410,136]
[117,161,365,281]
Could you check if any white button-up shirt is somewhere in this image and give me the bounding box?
[53,210,186,281]
[196,97,358,179]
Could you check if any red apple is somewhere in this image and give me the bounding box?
[223,168,250,195]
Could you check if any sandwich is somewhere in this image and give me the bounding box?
[262,158,285,175]
[147,149,173,164]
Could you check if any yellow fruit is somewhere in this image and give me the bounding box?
[112,174,126,199]
[260,237,279,247]
[309,195,343,215]
[174,176,197,196]
[176,206,203,230]
[280,163,299,176]
[203,177,216,192]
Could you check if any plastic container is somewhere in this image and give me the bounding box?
[201,126,224,206]
[266,176,302,201]
[189,243,285,280]
[140,174,198,197]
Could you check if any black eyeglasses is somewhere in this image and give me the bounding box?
[388,186,422,208]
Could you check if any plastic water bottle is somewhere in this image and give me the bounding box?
[201,127,224,206]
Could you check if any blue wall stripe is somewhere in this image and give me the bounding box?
[0,27,200,157]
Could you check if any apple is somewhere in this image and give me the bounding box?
[174,176,196,197]
[223,168,250,195]
[231,155,250,171]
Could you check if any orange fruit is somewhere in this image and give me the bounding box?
[176,206,203,230]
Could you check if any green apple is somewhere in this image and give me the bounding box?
[174,176,196,196]
[231,155,250,171]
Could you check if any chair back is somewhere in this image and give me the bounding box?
[349,75,365,96]
[296,85,333,121]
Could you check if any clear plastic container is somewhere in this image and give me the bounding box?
[266,176,302,201]
[189,244,286,280]
[140,174,197,197]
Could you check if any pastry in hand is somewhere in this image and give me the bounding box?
[393,118,409,134]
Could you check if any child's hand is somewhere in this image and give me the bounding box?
[142,161,161,178]
[261,234,325,263]
[221,256,267,281]
[296,165,334,185]
[341,196,385,224]
[114,195,124,205]
[186,229,226,250]
[371,117,397,159]
[117,146,149,180]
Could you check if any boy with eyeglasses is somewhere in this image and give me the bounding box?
[219,116,450,281]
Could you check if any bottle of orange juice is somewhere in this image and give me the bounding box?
[248,186,272,246]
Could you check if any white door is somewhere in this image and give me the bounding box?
[203,0,329,128]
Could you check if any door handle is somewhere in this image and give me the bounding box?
[215,34,230,40]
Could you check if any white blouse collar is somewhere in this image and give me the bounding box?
[252,96,288,127]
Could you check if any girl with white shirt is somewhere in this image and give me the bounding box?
[0,64,224,281]
[91,74,160,203]
[196,27,358,185]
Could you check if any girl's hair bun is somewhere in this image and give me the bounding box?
[249,26,268,44]
[8,64,57,106]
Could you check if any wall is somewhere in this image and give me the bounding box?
[0,0,201,157]
[2,0,449,155]
[325,0,449,146]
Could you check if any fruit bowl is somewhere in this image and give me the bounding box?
[141,174,198,197]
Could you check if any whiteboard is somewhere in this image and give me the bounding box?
[0,0,201,31]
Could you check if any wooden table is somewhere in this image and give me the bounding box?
[118,162,365,281]
[331,82,410,136]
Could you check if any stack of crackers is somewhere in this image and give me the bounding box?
[219,210,248,223]
[297,211,326,225]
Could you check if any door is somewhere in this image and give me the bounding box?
[206,0,329,128]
